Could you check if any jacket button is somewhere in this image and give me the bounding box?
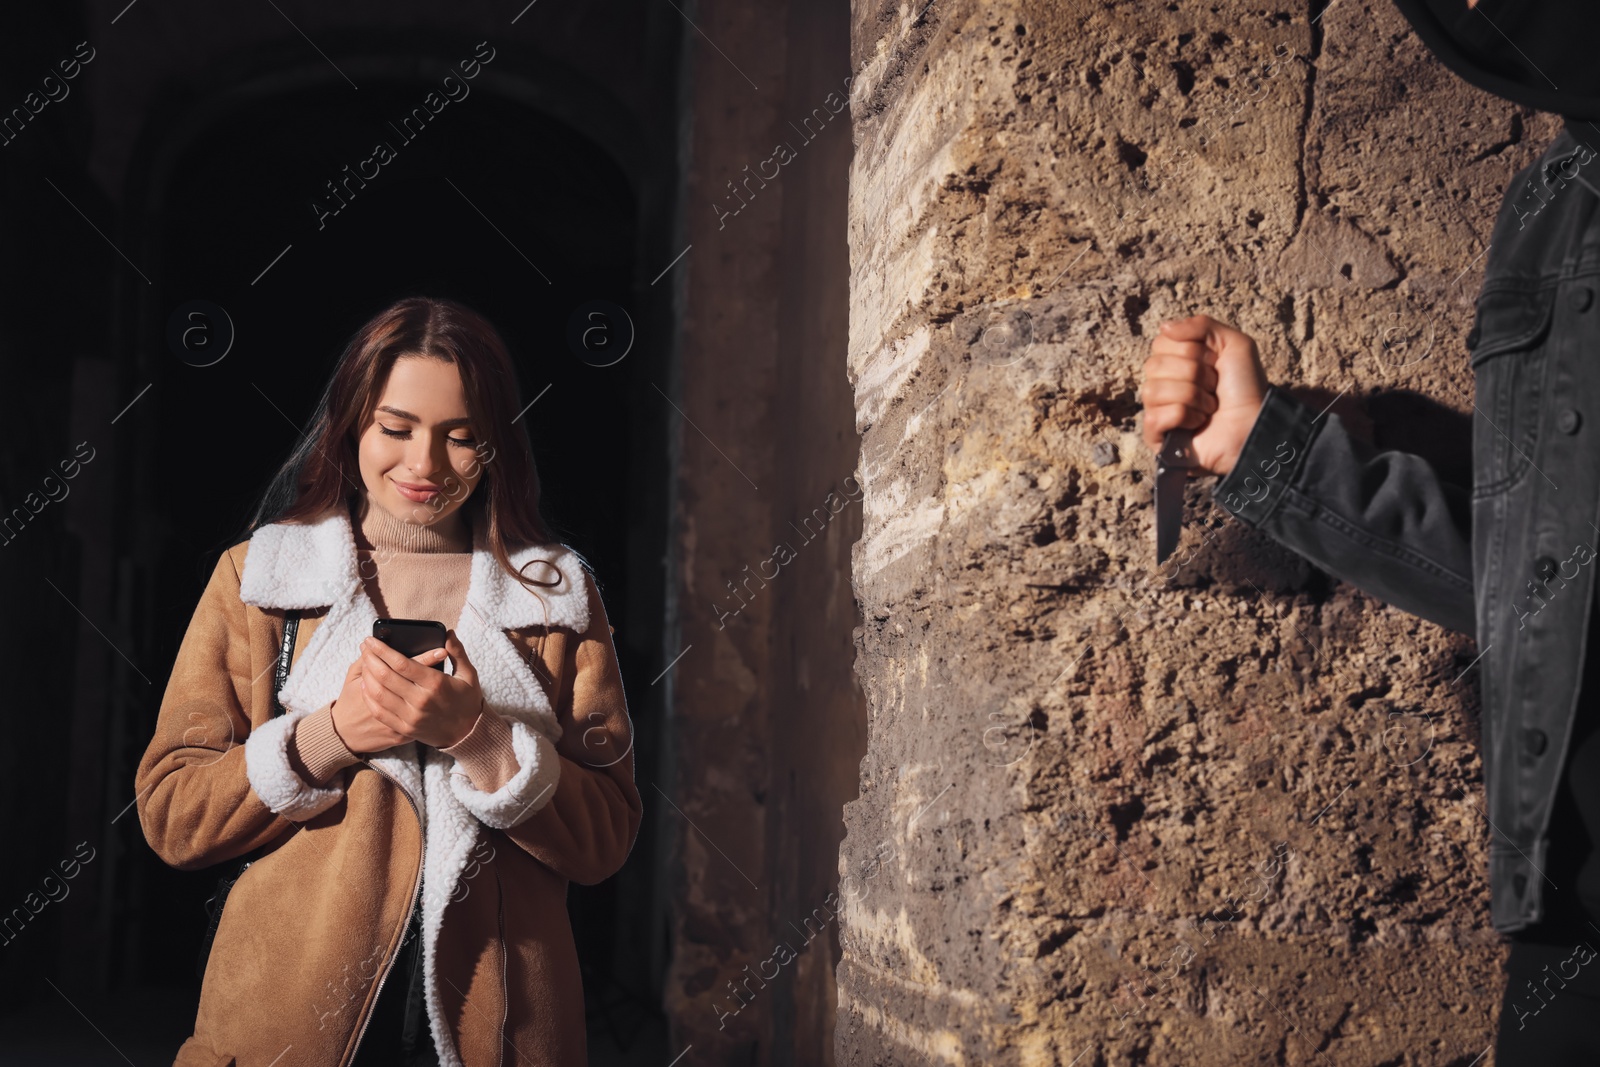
[1514,873,1529,895]
[1573,287,1595,312]
[1536,556,1561,582]
[1466,326,1482,348]
[1525,728,1549,755]
[1558,407,1583,434]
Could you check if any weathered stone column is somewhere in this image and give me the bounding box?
[665,2,858,1064]
[838,1,1552,1062]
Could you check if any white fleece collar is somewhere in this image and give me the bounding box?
[236,504,586,1067]
[237,504,589,632]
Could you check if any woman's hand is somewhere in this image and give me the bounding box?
[355,631,485,750]
[1140,314,1270,477]
[329,657,408,755]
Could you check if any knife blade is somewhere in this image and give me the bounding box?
[1155,427,1199,564]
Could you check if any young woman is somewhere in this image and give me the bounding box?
[136,296,642,1067]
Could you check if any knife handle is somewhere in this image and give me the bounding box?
[1157,427,1200,471]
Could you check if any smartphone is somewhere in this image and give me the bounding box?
[373,618,448,671]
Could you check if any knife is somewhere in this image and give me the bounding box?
[1155,427,1199,564]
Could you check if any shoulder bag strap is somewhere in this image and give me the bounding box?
[269,610,302,718]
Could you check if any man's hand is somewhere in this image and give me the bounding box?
[1139,314,1270,476]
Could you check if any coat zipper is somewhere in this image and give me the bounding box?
[341,758,426,1067]
[496,858,507,1067]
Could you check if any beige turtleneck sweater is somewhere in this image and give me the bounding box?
[285,494,522,792]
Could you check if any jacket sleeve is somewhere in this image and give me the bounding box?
[482,574,642,885]
[135,548,330,872]
[444,706,564,830]
[1209,384,1476,636]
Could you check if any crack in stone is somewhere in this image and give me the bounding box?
[1289,0,1328,241]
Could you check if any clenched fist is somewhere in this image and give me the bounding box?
[1139,314,1271,476]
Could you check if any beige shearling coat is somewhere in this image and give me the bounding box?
[135,507,641,1066]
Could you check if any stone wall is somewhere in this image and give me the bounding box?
[837,1,1557,1062]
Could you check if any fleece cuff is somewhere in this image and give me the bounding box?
[244,707,347,822]
[447,715,561,830]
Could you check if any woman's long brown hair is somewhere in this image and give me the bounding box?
[245,295,581,599]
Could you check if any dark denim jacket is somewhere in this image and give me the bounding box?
[1212,124,1600,932]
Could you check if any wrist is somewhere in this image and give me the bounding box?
[291,702,362,782]
[443,701,485,750]
[1217,395,1267,476]
[1210,385,1316,528]
[328,701,353,747]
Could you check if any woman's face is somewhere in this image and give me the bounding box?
[357,355,487,527]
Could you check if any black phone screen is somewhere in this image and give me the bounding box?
[373,618,448,671]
